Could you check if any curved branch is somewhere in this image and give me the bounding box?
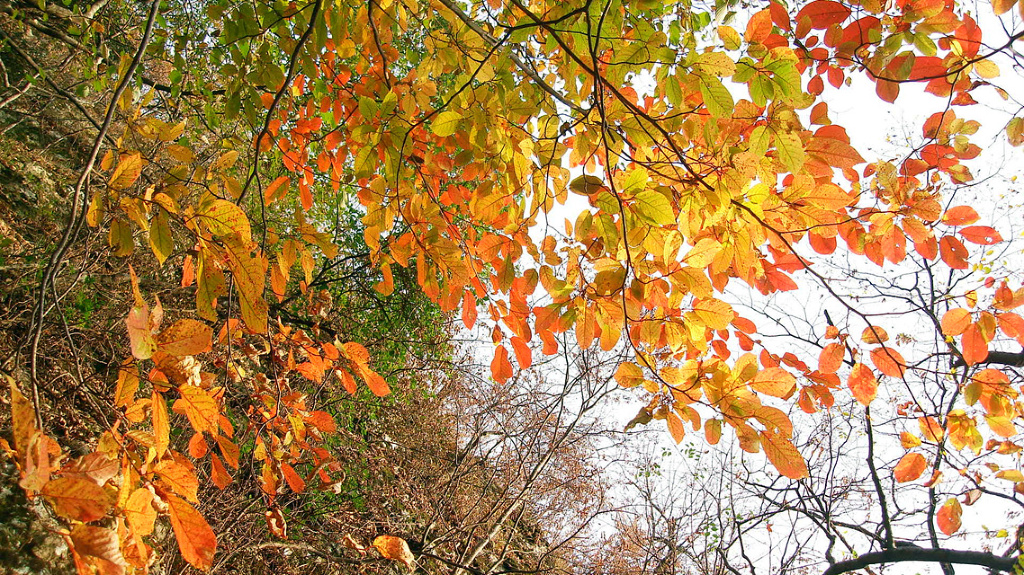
[822,548,1017,575]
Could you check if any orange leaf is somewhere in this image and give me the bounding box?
[818,342,845,374]
[461,291,478,329]
[155,458,200,503]
[490,345,513,383]
[357,364,391,396]
[156,320,213,356]
[510,336,532,369]
[919,416,945,442]
[210,453,233,489]
[705,419,722,445]
[263,175,289,206]
[941,308,972,336]
[373,535,416,568]
[666,412,686,443]
[959,225,1002,245]
[114,360,140,408]
[341,341,371,364]
[282,463,306,493]
[937,497,962,535]
[41,476,113,522]
[750,368,797,399]
[848,363,877,405]
[870,347,907,378]
[760,430,809,479]
[744,9,773,42]
[939,235,969,269]
[942,205,980,226]
[189,432,209,459]
[961,323,989,365]
[166,493,217,570]
[307,410,337,433]
[893,452,928,482]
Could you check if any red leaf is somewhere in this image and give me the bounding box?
[937,497,962,535]
[939,235,969,269]
[959,225,1002,245]
[796,0,851,29]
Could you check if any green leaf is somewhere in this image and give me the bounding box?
[633,190,676,226]
[699,76,734,118]
[775,131,805,173]
[149,208,173,265]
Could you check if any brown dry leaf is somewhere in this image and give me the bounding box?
[341,534,367,552]
[265,508,287,539]
[70,524,127,575]
[373,535,415,569]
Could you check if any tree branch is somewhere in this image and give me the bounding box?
[822,548,1017,575]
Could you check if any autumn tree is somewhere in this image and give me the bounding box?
[3,0,1024,572]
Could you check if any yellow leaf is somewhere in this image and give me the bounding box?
[126,488,157,537]
[760,430,809,479]
[41,476,113,522]
[614,362,644,388]
[431,111,462,137]
[198,199,251,242]
[152,391,169,458]
[173,385,220,434]
[692,298,733,330]
[109,152,143,190]
[683,238,722,269]
[633,189,676,226]
[750,368,797,399]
